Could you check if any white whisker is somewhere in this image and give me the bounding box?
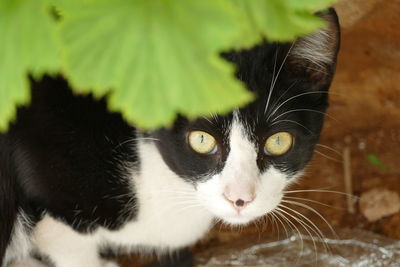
[270,211,290,240]
[272,108,338,123]
[201,116,215,125]
[281,200,338,240]
[274,209,306,264]
[314,150,342,163]
[271,119,314,135]
[279,203,330,253]
[283,189,358,199]
[265,43,295,114]
[316,144,342,156]
[283,196,343,210]
[276,207,320,263]
[267,91,330,121]
[264,49,279,115]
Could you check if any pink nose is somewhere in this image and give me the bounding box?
[223,191,255,212]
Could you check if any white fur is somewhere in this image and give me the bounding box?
[4,211,34,266]
[31,215,102,267]
[292,27,335,69]
[98,141,214,250]
[196,119,291,225]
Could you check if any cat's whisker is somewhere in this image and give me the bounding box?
[275,207,320,263]
[111,136,160,153]
[266,91,330,122]
[209,113,222,125]
[264,49,279,115]
[173,204,204,216]
[271,119,315,135]
[201,116,215,125]
[261,214,270,232]
[267,81,298,117]
[272,211,290,240]
[136,137,160,141]
[316,144,342,156]
[269,212,280,238]
[252,218,262,238]
[268,211,287,241]
[281,199,338,240]
[142,197,202,222]
[314,149,343,163]
[274,209,305,259]
[283,189,358,200]
[283,196,344,210]
[218,219,225,232]
[158,194,197,200]
[265,43,295,115]
[301,65,329,75]
[267,214,275,233]
[272,108,339,123]
[278,203,329,251]
[273,211,304,267]
[155,189,196,195]
[156,190,196,196]
[164,197,200,204]
[162,197,199,203]
[213,217,222,227]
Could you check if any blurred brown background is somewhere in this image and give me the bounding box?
[121,0,400,265]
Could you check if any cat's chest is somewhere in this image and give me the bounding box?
[99,142,214,248]
[100,189,213,249]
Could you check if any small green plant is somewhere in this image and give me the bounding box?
[366,153,389,171]
[0,0,335,131]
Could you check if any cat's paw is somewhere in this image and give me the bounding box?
[8,258,46,267]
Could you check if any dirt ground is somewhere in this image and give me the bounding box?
[120,1,400,265]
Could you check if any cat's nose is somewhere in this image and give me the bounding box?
[223,189,255,212]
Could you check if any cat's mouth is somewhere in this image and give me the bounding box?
[219,212,262,225]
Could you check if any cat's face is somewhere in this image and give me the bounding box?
[151,9,339,225]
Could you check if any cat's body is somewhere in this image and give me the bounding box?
[0,9,340,267]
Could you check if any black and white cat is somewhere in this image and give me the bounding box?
[0,9,340,267]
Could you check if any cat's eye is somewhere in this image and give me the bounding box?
[188,131,217,154]
[264,132,293,156]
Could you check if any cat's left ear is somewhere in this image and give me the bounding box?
[286,8,340,88]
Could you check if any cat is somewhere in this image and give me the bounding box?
[0,9,340,267]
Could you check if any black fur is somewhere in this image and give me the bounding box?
[7,77,138,234]
[0,134,17,262]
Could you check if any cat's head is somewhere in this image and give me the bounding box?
[150,9,340,225]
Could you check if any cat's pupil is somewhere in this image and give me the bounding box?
[276,136,281,145]
[200,135,204,143]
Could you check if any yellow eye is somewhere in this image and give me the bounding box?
[264,132,293,156]
[188,131,217,154]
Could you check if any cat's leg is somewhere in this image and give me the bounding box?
[32,215,118,267]
[8,258,46,267]
[9,257,118,267]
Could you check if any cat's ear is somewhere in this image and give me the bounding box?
[287,8,340,87]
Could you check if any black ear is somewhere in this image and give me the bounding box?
[287,8,340,86]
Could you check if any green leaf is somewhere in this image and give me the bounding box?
[234,0,333,43]
[58,0,253,129]
[0,0,337,131]
[285,0,337,10]
[0,0,60,131]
